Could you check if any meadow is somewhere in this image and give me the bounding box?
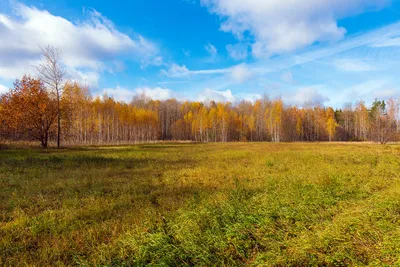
[1,142,400,266]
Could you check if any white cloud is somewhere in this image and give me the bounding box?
[101,86,174,102]
[281,71,294,84]
[141,56,164,69]
[202,0,388,57]
[371,37,400,47]
[161,63,229,77]
[197,89,262,103]
[183,49,191,57]
[226,43,248,60]
[327,79,396,107]
[101,87,136,102]
[0,3,160,85]
[169,21,400,87]
[230,64,253,83]
[284,87,329,106]
[198,88,235,102]
[204,42,218,58]
[162,63,255,84]
[134,87,174,101]
[161,63,257,85]
[68,69,100,87]
[0,84,9,94]
[161,64,190,77]
[235,92,262,102]
[347,79,389,99]
[157,81,191,85]
[373,88,399,99]
[333,59,375,72]
[112,61,126,72]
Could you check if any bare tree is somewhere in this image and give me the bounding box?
[36,46,67,148]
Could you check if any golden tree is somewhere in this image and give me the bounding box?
[325,107,337,142]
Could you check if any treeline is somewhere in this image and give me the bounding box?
[1,75,399,148]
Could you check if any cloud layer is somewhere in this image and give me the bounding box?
[202,0,388,57]
[0,3,160,85]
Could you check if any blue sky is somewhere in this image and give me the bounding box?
[1,0,400,107]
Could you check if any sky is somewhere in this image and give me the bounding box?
[1,0,400,107]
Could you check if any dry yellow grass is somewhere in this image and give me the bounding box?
[1,142,400,266]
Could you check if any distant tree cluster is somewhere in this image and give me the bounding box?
[0,48,399,148]
[1,80,399,148]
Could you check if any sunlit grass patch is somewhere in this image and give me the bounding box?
[1,142,400,266]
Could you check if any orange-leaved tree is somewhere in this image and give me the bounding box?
[0,76,58,148]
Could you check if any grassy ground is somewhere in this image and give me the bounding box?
[1,142,400,266]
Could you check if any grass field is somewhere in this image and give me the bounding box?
[1,143,400,266]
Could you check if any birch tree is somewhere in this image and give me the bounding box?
[36,46,67,148]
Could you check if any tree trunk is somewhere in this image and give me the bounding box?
[57,110,61,148]
[41,132,49,149]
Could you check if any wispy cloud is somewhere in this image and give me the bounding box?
[182,49,191,57]
[205,42,218,58]
[157,81,191,85]
[161,63,229,77]
[373,88,400,99]
[160,64,190,77]
[167,21,400,83]
[280,71,295,84]
[202,0,389,57]
[328,79,392,106]
[370,37,400,47]
[204,42,218,62]
[333,58,375,72]
[226,43,248,60]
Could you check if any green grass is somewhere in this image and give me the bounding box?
[1,143,400,266]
